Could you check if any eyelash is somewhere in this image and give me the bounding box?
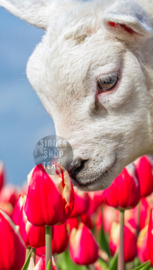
[97,72,119,93]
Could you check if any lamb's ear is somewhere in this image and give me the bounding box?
[0,0,76,30]
[101,0,153,41]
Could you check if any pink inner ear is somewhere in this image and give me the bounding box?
[108,21,134,34]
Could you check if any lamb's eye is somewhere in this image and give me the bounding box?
[97,73,118,92]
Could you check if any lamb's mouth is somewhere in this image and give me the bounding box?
[71,157,117,189]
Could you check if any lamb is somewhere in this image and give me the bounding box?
[1,0,153,191]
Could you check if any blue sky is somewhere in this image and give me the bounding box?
[0,8,55,185]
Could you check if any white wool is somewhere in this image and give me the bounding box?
[1,0,153,190]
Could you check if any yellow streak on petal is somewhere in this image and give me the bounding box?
[19,195,26,207]
[74,187,86,198]
[137,225,148,248]
[49,174,63,195]
[63,171,71,204]
[70,227,82,255]
[25,219,32,235]
[110,222,120,246]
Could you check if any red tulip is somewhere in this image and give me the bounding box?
[109,221,137,262]
[81,214,93,230]
[148,208,153,265]
[28,256,58,270]
[66,218,79,232]
[24,164,74,226]
[0,202,14,218]
[0,161,5,192]
[139,198,150,231]
[69,223,99,265]
[94,262,104,270]
[70,188,89,218]
[95,208,103,232]
[124,199,150,232]
[134,156,153,198]
[13,195,46,248]
[103,205,119,233]
[137,225,149,263]
[109,222,119,256]
[36,246,46,258]
[103,163,140,210]
[0,210,25,270]
[0,184,18,207]
[37,223,69,256]
[52,223,69,254]
[28,257,45,270]
[87,191,103,215]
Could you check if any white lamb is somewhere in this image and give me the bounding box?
[1,0,153,191]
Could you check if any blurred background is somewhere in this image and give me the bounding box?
[0,8,55,185]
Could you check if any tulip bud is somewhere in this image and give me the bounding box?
[87,191,103,215]
[28,256,59,270]
[0,210,25,270]
[66,218,79,232]
[103,163,140,210]
[37,223,69,256]
[126,199,150,232]
[70,188,89,218]
[109,221,137,262]
[134,156,153,198]
[13,195,46,248]
[95,208,103,232]
[148,208,153,265]
[0,161,5,191]
[137,225,149,263]
[36,246,45,258]
[0,184,18,207]
[24,164,74,226]
[94,262,104,270]
[69,223,99,265]
[139,198,150,231]
[103,205,118,233]
[52,223,69,254]
[0,202,14,218]
[81,214,93,230]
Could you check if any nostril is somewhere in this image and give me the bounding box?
[68,159,89,175]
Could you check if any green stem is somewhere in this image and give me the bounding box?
[118,210,125,270]
[26,247,31,259]
[32,248,36,265]
[45,226,52,270]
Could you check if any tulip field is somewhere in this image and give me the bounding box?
[1,156,153,270]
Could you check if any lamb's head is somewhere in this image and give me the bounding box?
[1,0,153,190]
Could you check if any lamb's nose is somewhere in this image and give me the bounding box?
[68,159,88,176]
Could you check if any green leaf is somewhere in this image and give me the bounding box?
[132,261,150,270]
[98,258,108,270]
[46,260,51,270]
[134,258,141,268]
[98,226,110,257]
[22,250,32,270]
[109,251,118,270]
